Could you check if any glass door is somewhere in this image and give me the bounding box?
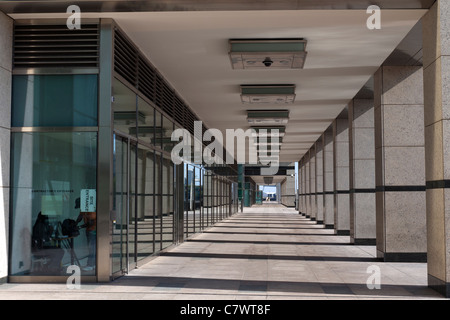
[112,133,130,277]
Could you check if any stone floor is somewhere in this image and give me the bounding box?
[0,204,445,300]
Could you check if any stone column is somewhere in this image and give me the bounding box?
[333,110,350,235]
[349,98,376,245]
[374,65,426,262]
[298,160,305,215]
[423,0,450,296]
[323,126,334,229]
[0,12,12,283]
[315,136,324,224]
[309,146,317,220]
[304,153,311,218]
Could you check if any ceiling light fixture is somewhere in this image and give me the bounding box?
[229,38,308,70]
[241,85,296,104]
[247,110,290,125]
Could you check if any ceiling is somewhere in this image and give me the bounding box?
[9,8,427,166]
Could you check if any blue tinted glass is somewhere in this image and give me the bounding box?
[12,74,98,127]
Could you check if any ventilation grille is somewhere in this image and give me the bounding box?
[113,27,201,136]
[13,24,100,68]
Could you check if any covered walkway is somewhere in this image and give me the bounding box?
[0,204,442,300]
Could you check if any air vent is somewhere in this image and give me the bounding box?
[241,85,296,104]
[114,27,201,137]
[114,29,138,86]
[229,38,307,70]
[13,23,100,69]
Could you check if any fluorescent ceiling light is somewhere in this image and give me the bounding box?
[241,85,296,104]
[229,38,308,69]
[247,110,289,125]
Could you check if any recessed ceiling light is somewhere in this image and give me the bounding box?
[229,38,308,70]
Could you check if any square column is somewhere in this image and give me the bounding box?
[304,153,311,218]
[309,146,317,220]
[374,65,426,262]
[315,136,324,224]
[349,99,376,245]
[0,12,12,283]
[423,0,450,296]
[323,126,334,229]
[333,110,350,235]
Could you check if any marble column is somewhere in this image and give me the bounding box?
[374,65,426,262]
[349,98,376,245]
[422,0,450,296]
[309,146,317,220]
[333,109,350,235]
[323,126,334,229]
[315,136,324,224]
[0,11,12,283]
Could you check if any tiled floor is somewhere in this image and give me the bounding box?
[0,204,445,300]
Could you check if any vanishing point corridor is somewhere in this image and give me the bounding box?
[0,204,442,300]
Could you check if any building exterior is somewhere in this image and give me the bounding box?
[0,0,450,298]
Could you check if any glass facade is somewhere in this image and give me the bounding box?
[10,131,98,276]
[8,20,238,282]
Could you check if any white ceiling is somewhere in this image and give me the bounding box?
[12,9,427,165]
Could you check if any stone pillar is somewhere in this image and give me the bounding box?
[304,153,311,218]
[315,136,324,224]
[333,110,350,235]
[349,98,376,245]
[374,65,426,262]
[309,146,317,220]
[0,11,12,283]
[323,126,334,229]
[298,160,304,215]
[423,0,450,296]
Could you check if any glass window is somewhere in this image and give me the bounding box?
[113,78,138,137]
[162,156,174,250]
[12,75,98,127]
[137,96,155,146]
[154,110,162,149]
[10,132,97,276]
[162,116,174,153]
[136,145,155,260]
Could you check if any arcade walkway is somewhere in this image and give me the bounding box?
[0,204,443,300]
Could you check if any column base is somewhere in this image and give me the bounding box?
[428,274,450,298]
[316,220,323,225]
[377,250,427,262]
[335,230,350,236]
[351,238,376,245]
[310,217,316,221]
[325,224,334,229]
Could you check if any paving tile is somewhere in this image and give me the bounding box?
[0,204,446,300]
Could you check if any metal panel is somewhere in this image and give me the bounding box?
[0,0,437,13]
[97,18,114,282]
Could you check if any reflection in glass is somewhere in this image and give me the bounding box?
[137,97,155,146]
[154,152,162,250]
[12,74,98,127]
[162,157,174,250]
[113,78,138,137]
[136,144,155,260]
[10,132,97,276]
[112,135,128,275]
